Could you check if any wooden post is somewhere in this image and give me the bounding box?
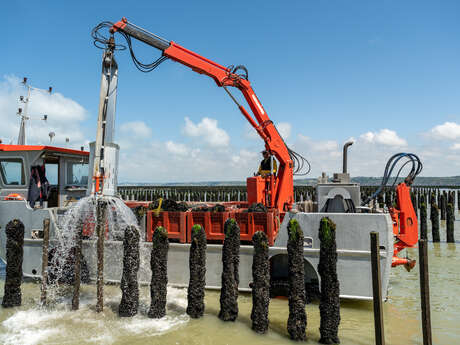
[119,225,140,317]
[430,203,440,243]
[440,195,446,220]
[72,221,83,310]
[457,190,460,211]
[96,199,107,313]
[250,231,270,334]
[2,220,25,308]
[419,239,432,345]
[420,203,427,240]
[218,219,240,322]
[287,219,307,341]
[446,203,455,243]
[318,217,340,344]
[187,224,207,319]
[40,218,50,305]
[149,226,169,318]
[370,232,385,345]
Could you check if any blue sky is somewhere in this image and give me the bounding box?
[2,1,460,182]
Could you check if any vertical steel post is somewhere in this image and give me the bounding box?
[72,221,83,310]
[419,239,432,345]
[40,218,50,305]
[370,232,385,345]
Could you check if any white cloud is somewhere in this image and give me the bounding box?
[359,129,407,147]
[165,140,189,156]
[276,122,291,139]
[231,149,258,165]
[298,135,339,153]
[0,75,88,148]
[183,117,229,147]
[120,121,152,138]
[430,122,460,141]
[244,121,292,142]
[451,143,460,150]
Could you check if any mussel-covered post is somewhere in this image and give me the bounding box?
[72,220,83,311]
[287,218,307,341]
[457,190,460,211]
[119,225,140,317]
[430,204,440,243]
[318,217,341,344]
[40,218,50,305]
[420,203,428,240]
[446,203,455,243]
[440,195,446,221]
[219,218,240,322]
[187,224,207,319]
[96,199,107,313]
[149,226,169,318]
[250,231,270,334]
[2,220,25,308]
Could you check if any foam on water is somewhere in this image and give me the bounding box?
[47,195,140,299]
[0,309,64,345]
[0,286,189,345]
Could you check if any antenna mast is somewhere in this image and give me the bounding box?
[17,77,52,145]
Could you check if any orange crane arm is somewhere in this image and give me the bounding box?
[110,18,294,211]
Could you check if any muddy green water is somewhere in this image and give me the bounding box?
[0,218,459,345]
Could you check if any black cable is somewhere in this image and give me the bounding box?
[92,21,311,175]
[361,153,422,206]
[91,21,168,73]
[118,31,168,72]
[91,22,126,50]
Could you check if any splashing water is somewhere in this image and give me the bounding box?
[46,195,140,301]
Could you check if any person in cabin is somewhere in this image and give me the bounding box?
[27,164,50,208]
[257,150,277,177]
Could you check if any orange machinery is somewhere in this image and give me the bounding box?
[109,18,295,214]
[364,152,423,270]
[99,20,422,266]
[389,182,418,270]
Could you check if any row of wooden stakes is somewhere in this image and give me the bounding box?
[1,216,342,344]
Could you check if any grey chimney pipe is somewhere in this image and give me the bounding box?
[342,141,354,173]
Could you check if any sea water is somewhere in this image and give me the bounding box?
[0,215,459,344]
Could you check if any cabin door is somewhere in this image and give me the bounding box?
[44,158,59,208]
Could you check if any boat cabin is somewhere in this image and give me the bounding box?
[0,144,89,208]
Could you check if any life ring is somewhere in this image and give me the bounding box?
[4,193,24,201]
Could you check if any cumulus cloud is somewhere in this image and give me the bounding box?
[120,121,152,138]
[359,129,407,147]
[430,122,460,141]
[231,149,258,165]
[298,135,340,153]
[0,75,88,148]
[276,122,291,139]
[244,121,292,141]
[183,117,230,147]
[165,140,189,156]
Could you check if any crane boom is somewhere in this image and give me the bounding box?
[110,18,294,211]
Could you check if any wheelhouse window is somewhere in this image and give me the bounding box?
[66,161,89,186]
[0,158,25,185]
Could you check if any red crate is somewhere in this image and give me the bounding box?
[187,211,230,241]
[233,212,253,242]
[82,215,109,238]
[232,211,277,245]
[253,212,275,245]
[146,211,187,243]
